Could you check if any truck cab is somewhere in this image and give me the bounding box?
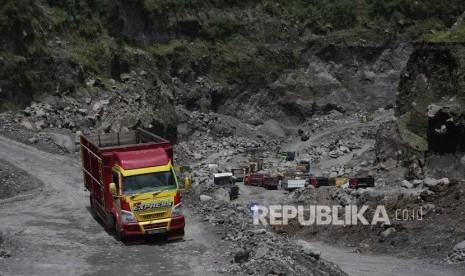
[110,148,184,238]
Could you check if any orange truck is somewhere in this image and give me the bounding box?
[80,128,185,240]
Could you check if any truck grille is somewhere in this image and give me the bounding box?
[139,212,167,221]
[144,222,168,230]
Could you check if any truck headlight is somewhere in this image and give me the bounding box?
[121,210,137,223]
[171,203,182,217]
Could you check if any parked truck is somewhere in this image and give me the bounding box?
[262,176,279,190]
[80,128,185,240]
[349,177,375,189]
[282,179,307,190]
[310,177,374,189]
[213,172,239,200]
[231,168,245,182]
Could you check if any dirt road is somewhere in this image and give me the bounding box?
[237,183,465,276]
[295,240,464,276]
[281,110,393,174]
[0,134,231,276]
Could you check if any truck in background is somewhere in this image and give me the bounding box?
[310,176,374,189]
[80,128,185,241]
[349,177,375,189]
[213,172,239,200]
[231,168,245,182]
[282,179,307,191]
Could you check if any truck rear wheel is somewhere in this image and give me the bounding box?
[89,196,99,221]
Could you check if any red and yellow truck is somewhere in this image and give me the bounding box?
[80,128,185,240]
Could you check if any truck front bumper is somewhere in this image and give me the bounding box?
[122,215,185,236]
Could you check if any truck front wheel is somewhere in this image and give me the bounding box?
[114,223,124,241]
[107,213,124,241]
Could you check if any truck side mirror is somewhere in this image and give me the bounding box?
[109,183,117,196]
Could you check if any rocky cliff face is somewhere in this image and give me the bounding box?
[2,0,465,150]
[0,0,415,139]
[396,42,465,154]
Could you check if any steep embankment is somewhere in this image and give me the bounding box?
[3,0,465,139]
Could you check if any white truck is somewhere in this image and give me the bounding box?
[282,179,307,191]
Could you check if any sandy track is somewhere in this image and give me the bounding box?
[0,134,231,276]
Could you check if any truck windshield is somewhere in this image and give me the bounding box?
[122,170,177,194]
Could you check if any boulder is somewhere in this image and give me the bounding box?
[401,180,413,189]
[424,177,439,187]
[412,179,423,187]
[420,203,437,216]
[381,227,396,238]
[454,241,465,251]
[199,195,212,202]
[438,178,450,185]
[28,137,39,144]
[300,243,321,260]
[77,108,88,115]
[48,133,76,153]
[194,152,202,160]
[233,250,249,263]
[427,104,442,118]
[21,121,33,130]
[328,151,339,158]
[254,246,269,259]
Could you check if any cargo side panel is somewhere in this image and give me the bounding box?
[80,136,106,210]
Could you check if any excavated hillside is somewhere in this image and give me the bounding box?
[2,0,465,140]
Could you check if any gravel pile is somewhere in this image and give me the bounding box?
[185,191,346,276]
[0,159,42,200]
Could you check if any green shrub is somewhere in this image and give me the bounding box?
[200,19,243,41]
[368,0,465,23]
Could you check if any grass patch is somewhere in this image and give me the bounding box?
[68,34,117,75]
[149,39,189,55]
[398,113,428,151]
[423,22,465,42]
[50,7,68,27]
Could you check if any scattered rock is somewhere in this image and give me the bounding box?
[427,104,442,118]
[424,177,439,187]
[412,179,423,187]
[381,227,396,238]
[0,250,11,259]
[199,195,212,202]
[21,121,33,130]
[445,240,465,263]
[401,180,413,189]
[48,133,76,153]
[78,108,88,115]
[454,241,465,251]
[194,153,202,160]
[420,203,437,216]
[28,137,39,144]
[233,250,250,263]
[301,243,321,260]
[254,246,269,259]
[438,178,450,185]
